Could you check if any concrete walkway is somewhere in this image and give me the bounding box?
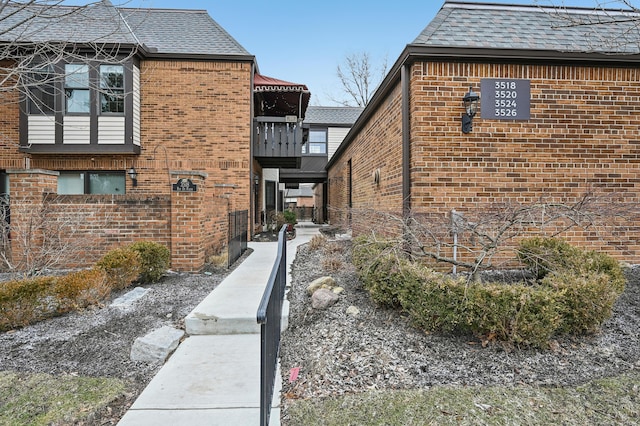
[118,222,322,426]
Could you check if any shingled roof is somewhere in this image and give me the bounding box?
[0,1,250,57]
[414,1,640,55]
[305,106,364,126]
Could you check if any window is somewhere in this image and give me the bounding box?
[303,129,327,154]
[28,65,56,114]
[100,65,124,113]
[58,171,125,194]
[64,64,90,113]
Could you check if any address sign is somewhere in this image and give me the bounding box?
[480,78,530,120]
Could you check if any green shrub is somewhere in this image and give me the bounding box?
[398,270,469,334]
[359,253,415,308]
[355,235,626,348]
[283,210,297,225]
[517,237,580,279]
[129,241,170,283]
[543,271,622,334]
[464,283,560,347]
[95,247,141,290]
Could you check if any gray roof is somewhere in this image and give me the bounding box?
[0,1,250,57]
[414,1,640,55]
[304,106,364,126]
[285,186,314,198]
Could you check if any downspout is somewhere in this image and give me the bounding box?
[249,63,256,238]
[401,64,411,218]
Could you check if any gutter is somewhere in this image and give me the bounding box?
[326,44,640,211]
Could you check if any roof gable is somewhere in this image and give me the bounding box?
[414,1,640,55]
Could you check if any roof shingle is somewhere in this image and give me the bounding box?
[414,1,640,55]
[0,1,250,57]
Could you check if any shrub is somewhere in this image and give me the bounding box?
[95,247,141,290]
[0,269,110,331]
[129,241,170,283]
[308,235,327,251]
[543,271,622,334]
[517,237,580,279]
[283,210,297,225]
[54,269,110,313]
[355,235,626,348]
[322,255,344,272]
[0,276,55,330]
[464,282,561,347]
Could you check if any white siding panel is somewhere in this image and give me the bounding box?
[133,65,141,146]
[63,116,91,144]
[27,116,56,144]
[327,127,349,161]
[98,116,125,144]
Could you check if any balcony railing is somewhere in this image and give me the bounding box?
[253,117,305,169]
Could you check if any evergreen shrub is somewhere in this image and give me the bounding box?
[129,241,170,283]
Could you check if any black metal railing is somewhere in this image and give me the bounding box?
[256,224,287,426]
[228,210,248,267]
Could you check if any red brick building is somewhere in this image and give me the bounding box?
[327,1,640,264]
[0,2,308,272]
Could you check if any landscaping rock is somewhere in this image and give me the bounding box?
[332,286,345,294]
[307,276,336,295]
[346,306,360,317]
[311,288,339,310]
[110,287,150,309]
[130,326,184,363]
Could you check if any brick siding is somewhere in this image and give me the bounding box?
[328,60,640,262]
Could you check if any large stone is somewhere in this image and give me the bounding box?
[311,288,339,310]
[130,326,185,363]
[307,276,336,295]
[110,287,150,309]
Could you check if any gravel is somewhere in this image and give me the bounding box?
[279,240,640,421]
[0,238,638,425]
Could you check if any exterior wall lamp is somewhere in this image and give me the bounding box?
[462,86,480,134]
[127,167,138,187]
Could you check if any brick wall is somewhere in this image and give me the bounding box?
[327,82,405,232]
[328,60,640,263]
[0,62,26,169]
[2,59,254,270]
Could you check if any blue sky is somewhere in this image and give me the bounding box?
[122,0,597,105]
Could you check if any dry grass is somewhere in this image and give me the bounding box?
[0,371,127,425]
[285,370,640,425]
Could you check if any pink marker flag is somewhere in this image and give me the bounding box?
[289,367,300,382]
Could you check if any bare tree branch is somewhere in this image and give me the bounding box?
[330,51,387,107]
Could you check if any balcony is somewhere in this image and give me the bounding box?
[279,156,327,184]
[253,117,306,169]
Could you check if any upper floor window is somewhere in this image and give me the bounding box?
[28,65,56,114]
[64,64,91,113]
[303,129,327,154]
[100,65,124,113]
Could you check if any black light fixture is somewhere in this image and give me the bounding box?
[254,174,259,186]
[127,167,138,187]
[462,86,480,134]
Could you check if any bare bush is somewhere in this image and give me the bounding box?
[0,194,111,276]
[337,191,638,279]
